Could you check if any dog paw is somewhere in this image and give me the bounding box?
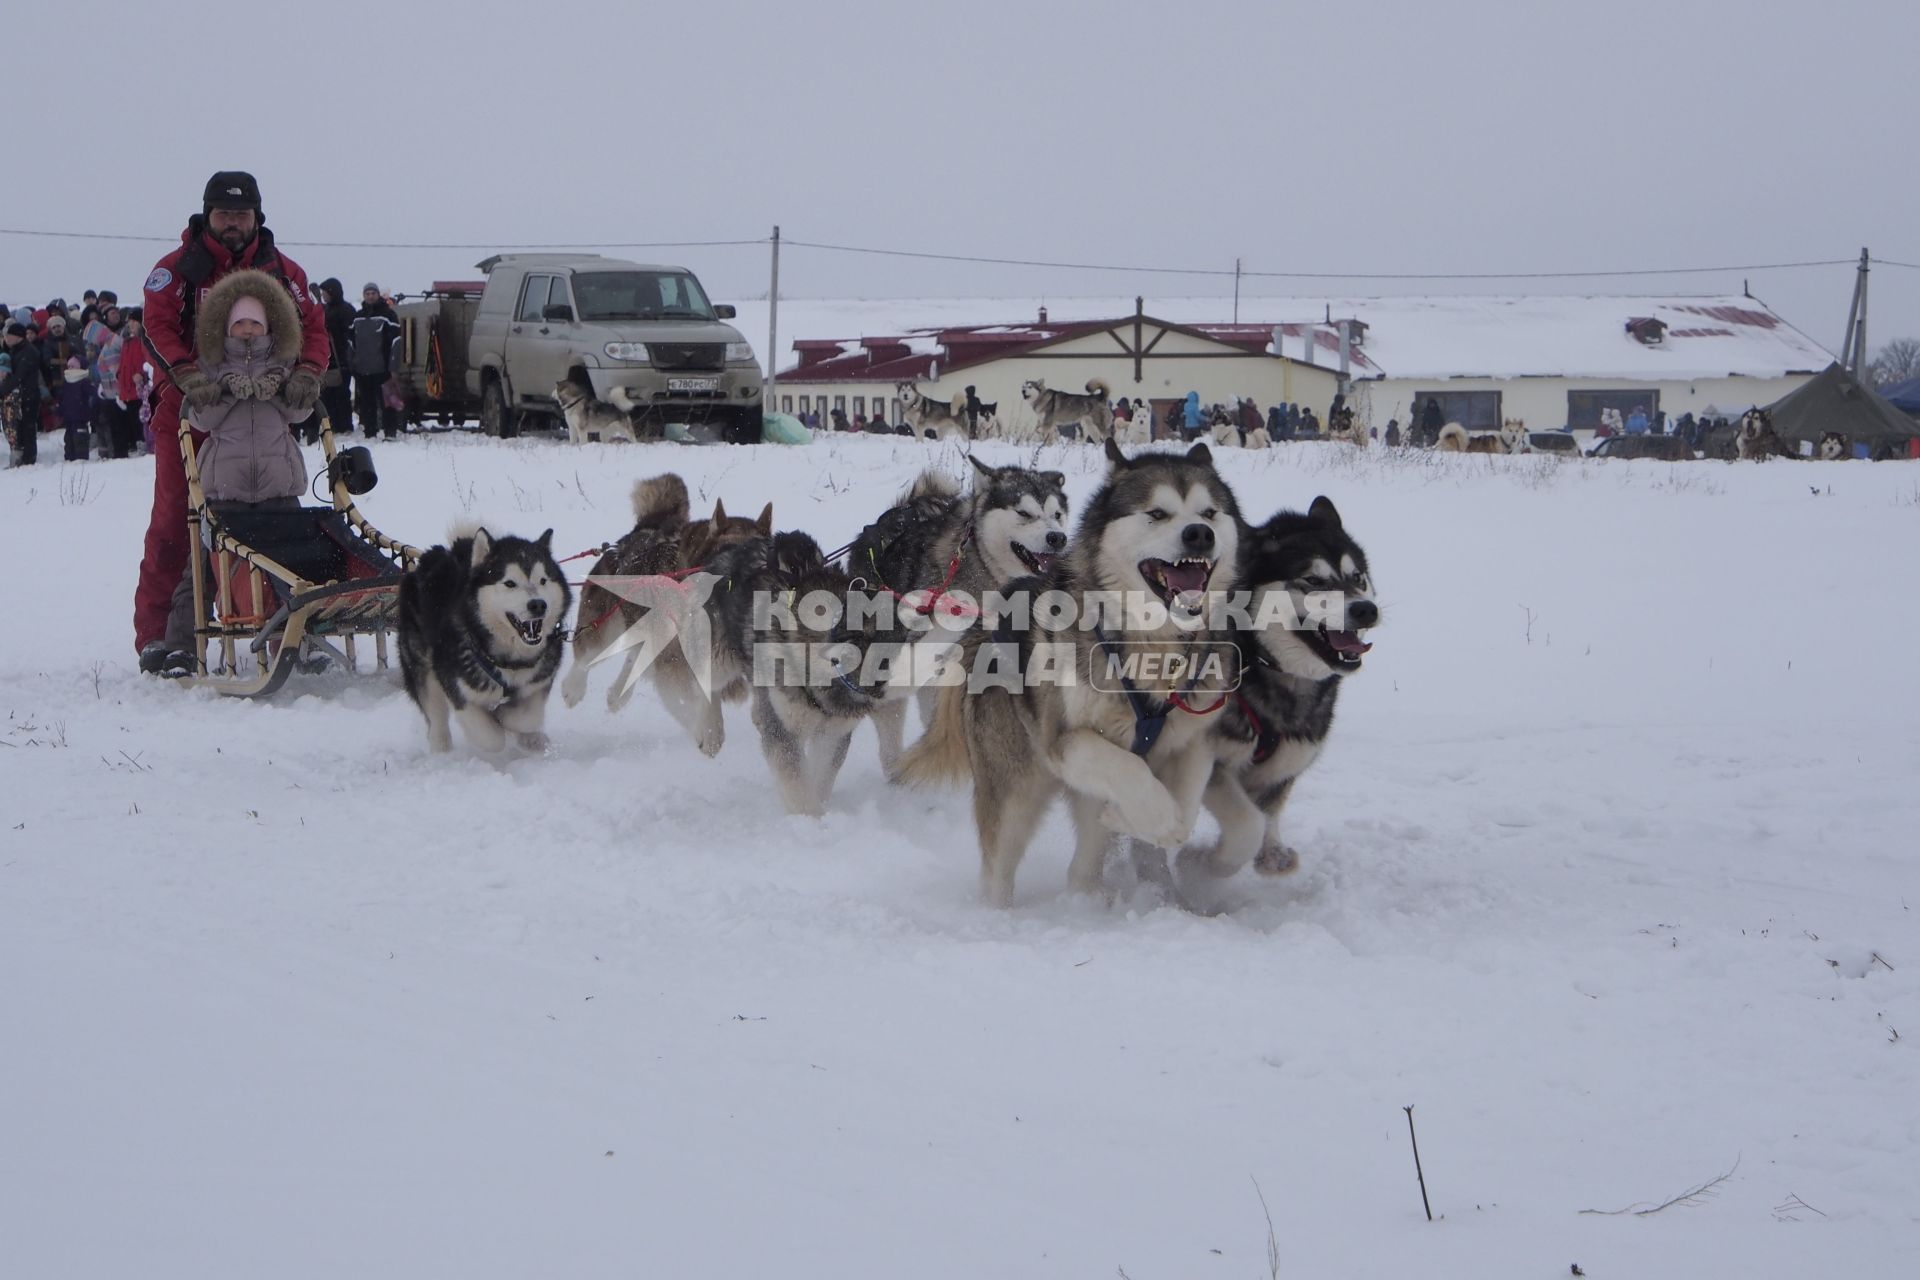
[515,731,551,755]
[696,723,725,758]
[1101,788,1185,849]
[1254,844,1301,876]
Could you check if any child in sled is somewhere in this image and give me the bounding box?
[152,270,312,676]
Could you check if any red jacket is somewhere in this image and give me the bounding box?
[142,217,328,384]
[116,329,147,403]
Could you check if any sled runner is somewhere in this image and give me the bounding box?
[176,412,422,697]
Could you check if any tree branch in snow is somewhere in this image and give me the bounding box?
[1579,1155,1740,1216]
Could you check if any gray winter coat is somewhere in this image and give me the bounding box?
[188,271,309,504]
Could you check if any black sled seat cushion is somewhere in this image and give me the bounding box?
[212,506,400,590]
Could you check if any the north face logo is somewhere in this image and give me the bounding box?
[226,187,242,195]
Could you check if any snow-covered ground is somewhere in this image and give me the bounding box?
[4,430,1917,1277]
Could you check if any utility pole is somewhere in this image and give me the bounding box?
[1853,248,1870,378]
[1233,258,1242,323]
[765,225,781,412]
[1839,247,1869,375]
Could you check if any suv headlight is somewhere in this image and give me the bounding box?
[726,341,756,363]
[604,342,650,362]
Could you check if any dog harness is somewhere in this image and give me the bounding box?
[860,524,976,619]
[1232,692,1285,765]
[1091,626,1227,757]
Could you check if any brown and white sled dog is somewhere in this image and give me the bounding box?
[895,439,1242,906]
[848,456,1071,772]
[1167,496,1377,905]
[561,474,772,712]
[1022,377,1115,443]
[897,382,970,439]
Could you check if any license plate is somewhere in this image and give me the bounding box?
[666,377,719,393]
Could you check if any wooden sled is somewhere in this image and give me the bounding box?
[177,411,422,697]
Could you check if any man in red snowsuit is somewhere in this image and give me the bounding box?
[134,171,330,671]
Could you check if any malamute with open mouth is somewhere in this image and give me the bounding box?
[848,455,1070,771]
[1736,408,1795,460]
[895,439,1242,906]
[1169,495,1377,900]
[398,525,572,754]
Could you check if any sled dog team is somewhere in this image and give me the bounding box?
[397,439,1379,906]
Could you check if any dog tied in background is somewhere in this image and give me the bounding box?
[399,526,571,754]
[554,380,644,444]
[1022,377,1115,443]
[897,382,970,440]
[1736,408,1795,461]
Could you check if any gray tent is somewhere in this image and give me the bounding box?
[1763,363,1920,451]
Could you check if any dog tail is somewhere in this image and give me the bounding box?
[890,679,972,788]
[949,392,966,417]
[446,517,486,545]
[905,467,960,503]
[607,385,640,412]
[631,473,690,524]
[1436,423,1469,453]
[1085,377,1111,399]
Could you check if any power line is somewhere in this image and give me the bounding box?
[784,237,1239,278]
[0,223,1902,281]
[786,237,1857,281]
[0,227,763,251]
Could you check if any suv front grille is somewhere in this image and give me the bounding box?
[646,343,726,371]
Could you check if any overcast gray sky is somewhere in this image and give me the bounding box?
[6,0,1916,353]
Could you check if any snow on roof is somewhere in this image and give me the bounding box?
[1317,294,1834,381]
[754,294,1833,383]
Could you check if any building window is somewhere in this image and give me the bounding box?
[781,395,792,413]
[1567,390,1659,431]
[834,396,846,412]
[853,396,866,417]
[1413,390,1501,431]
[799,396,811,414]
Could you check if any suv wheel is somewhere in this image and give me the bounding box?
[724,406,763,446]
[480,378,518,439]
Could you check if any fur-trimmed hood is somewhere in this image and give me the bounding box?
[193,269,303,367]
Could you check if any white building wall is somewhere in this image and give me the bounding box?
[776,339,1343,430]
[1353,374,1817,431]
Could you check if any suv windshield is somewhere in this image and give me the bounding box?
[571,271,716,322]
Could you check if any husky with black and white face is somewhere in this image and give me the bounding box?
[1174,495,1378,897]
[398,525,573,755]
[893,439,1244,907]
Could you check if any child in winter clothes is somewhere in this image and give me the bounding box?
[57,357,96,461]
[153,269,311,676]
